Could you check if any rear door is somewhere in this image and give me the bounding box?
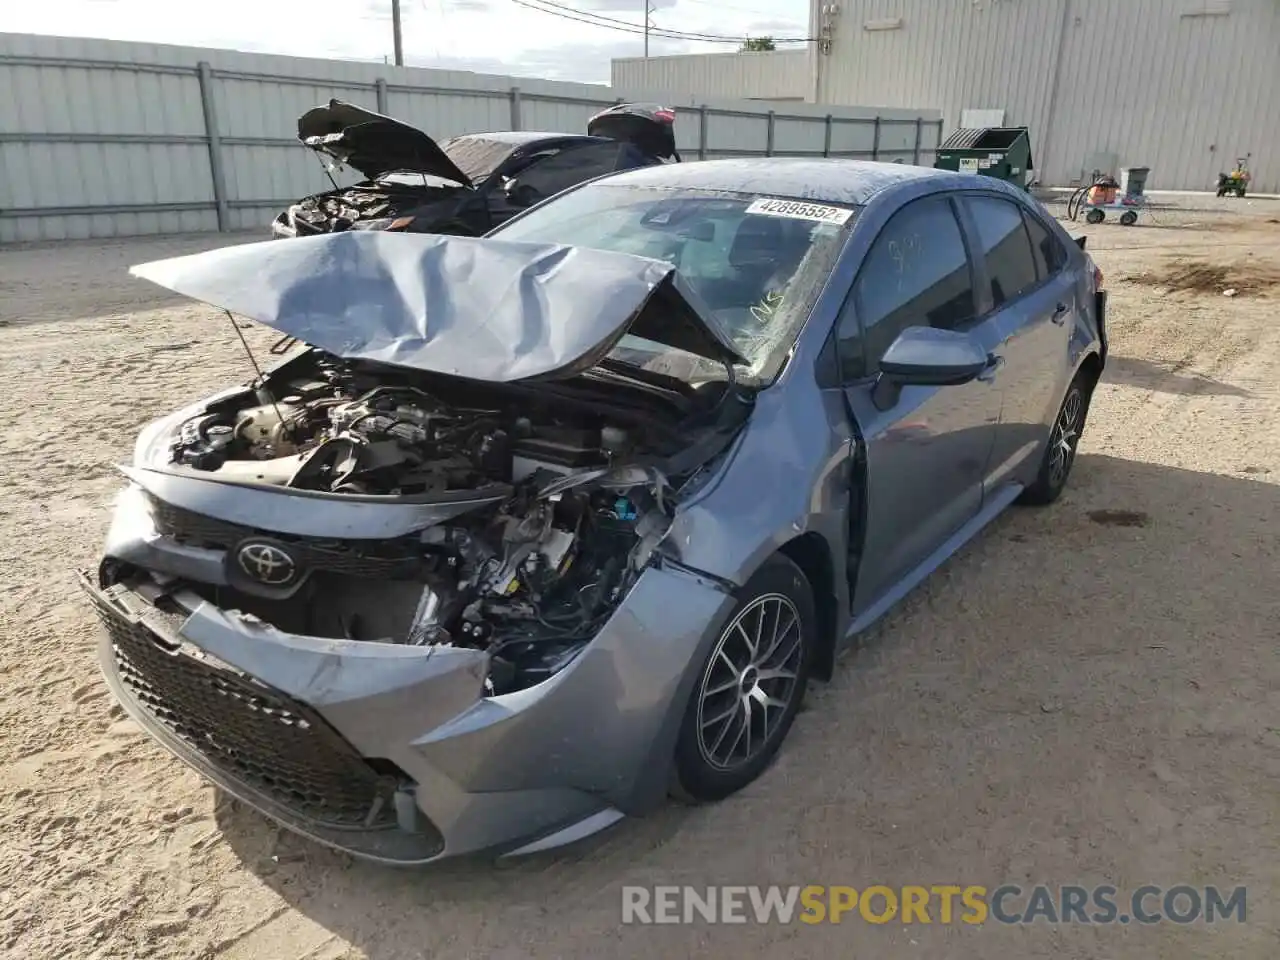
[959,193,1075,491]
[837,194,1005,611]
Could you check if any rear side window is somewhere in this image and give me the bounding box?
[845,195,976,374]
[967,195,1039,307]
[1022,209,1067,278]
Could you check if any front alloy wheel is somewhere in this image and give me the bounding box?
[673,555,815,801]
[696,593,804,770]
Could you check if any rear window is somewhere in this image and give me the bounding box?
[1022,210,1067,278]
[441,136,519,183]
[967,195,1040,308]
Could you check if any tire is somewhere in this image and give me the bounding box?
[1086,208,1105,224]
[672,554,815,802]
[1018,372,1093,506]
[1237,188,1247,198]
[1119,210,1137,226]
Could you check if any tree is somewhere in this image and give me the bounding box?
[740,37,776,52]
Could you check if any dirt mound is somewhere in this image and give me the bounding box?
[1126,258,1280,296]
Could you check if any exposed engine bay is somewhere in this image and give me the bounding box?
[166,350,692,493]
[134,348,745,694]
[278,180,471,237]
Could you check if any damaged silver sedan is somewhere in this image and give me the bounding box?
[81,159,1105,864]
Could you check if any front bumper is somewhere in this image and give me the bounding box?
[80,498,735,864]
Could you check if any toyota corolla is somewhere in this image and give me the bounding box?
[80,158,1106,865]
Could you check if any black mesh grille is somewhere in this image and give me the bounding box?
[148,496,421,580]
[95,601,399,829]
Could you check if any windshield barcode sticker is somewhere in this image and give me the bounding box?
[745,197,854,224]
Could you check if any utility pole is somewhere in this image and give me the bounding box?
[643,0,654,57]
[391,0,404,66]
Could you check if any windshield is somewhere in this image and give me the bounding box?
[491,182,857,384]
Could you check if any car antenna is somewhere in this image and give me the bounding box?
[225,310,285,425]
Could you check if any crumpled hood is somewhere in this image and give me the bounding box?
[129,231,747,382]
[297,99,473,186]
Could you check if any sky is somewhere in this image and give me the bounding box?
[0,0,810,85]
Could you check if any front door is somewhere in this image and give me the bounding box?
[832,194,1005,613]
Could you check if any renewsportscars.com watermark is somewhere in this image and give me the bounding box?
[621,884,1247,926]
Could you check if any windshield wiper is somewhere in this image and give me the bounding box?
[594,358,698,397]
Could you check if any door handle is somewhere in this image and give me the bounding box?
[1051,302,1069,325]
[977,355,1005,383]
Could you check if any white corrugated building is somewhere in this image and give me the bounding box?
[613,0,1280,192]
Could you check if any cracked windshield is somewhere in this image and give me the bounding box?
[494,182,857,383]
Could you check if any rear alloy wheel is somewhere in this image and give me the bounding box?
[1019,374,1090,506]
[673,555,814,802]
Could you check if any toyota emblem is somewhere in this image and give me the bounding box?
[235,541,298,586]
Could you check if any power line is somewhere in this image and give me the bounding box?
[508,0,814,44]
[531,0,811,42]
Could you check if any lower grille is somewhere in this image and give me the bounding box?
[93,599,399,829]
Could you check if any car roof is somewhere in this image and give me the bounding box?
[593,157,971,206]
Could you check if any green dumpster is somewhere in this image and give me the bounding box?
[933,126,1033,188]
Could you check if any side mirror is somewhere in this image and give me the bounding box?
[878,326,990,387]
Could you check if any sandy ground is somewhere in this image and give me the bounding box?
[2,201,1279,959]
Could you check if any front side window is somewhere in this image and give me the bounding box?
[493,183,857,383]
[967,195,1040,307]
[842,195,975,374]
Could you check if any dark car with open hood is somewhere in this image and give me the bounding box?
[271,100,679,239]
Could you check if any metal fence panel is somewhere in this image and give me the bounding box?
[0,31,941,242]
